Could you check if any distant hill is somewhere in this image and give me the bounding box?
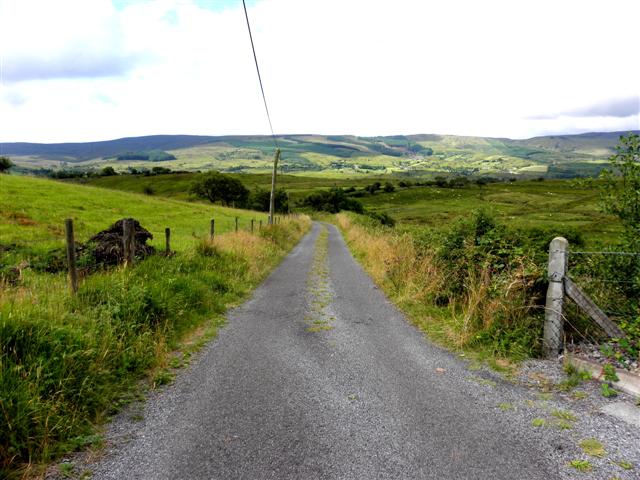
[4,131,637,178]
[2,135,220,161]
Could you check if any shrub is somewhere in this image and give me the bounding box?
[301,187,364,214]
[600,133,640,247]
[100,166,117,177]
[337,210,545,359]
[0,156,14,173]
[246,187,289,213]
[366,211,396,227]
[190,171,249,207]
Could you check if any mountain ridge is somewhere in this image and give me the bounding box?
[4,130,638,178]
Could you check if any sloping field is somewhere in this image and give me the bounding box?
[0,175,268,258]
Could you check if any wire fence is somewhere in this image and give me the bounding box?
[541,236,640,361]
[567,250,640,324]
[548,247,640,364]
[0,214,287,292]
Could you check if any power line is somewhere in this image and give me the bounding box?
[242,0,278,149]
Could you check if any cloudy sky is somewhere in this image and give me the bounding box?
[1,0,639,143]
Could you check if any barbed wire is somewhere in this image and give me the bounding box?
[567,276,637,285]
[570,251,640,256]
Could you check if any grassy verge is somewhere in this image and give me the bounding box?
[0,178,310,477]
[338,208,638,370]
[336,212,547,370]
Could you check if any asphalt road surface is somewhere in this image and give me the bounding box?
[92,222,559,479]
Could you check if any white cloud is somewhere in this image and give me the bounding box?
[0,0,147,82]
[1,0,639,142]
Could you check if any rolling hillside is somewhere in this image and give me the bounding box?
[3,130,637,178]
[0,175,269,263]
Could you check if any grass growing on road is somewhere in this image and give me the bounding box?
[569,459,593,472]
[579,438,606,457]
[0,178,310,478]
[305,226,334,333]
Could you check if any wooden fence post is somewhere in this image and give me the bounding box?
[123,219,135,267]
[259,220,262,230]
[210,219,215,240]
[235,217,238,232]
[564,277,626,338]
[251,219,254,233]
[165,227,171,255]
[64,218,78,294]
[544,237,568,358]
[122,220,129,265]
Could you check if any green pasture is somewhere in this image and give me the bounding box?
[74,170,624,247]
[359,180,621,247]
[81,172,390,203]
[0,175,269,260]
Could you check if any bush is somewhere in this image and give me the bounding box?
[366,211,396,227]
[301,187,364,214]
[364,182,382,194]
[0,156,14,173]
[190,171,249,207]
[151,166,172,175]
[100,166,117,177]
[600,133,640,247]
[115,150,176,162]
[48,169,86,179]
[246,187,289,213]
[434,176,448,187]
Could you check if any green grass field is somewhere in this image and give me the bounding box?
[79,172,621,248]
[0,175,270,261]
[80,171,389,204]
[358,180,621,247]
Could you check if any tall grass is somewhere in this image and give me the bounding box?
[337,212,544,361]
[0,216,310,478]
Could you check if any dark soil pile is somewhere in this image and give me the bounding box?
[88,218,155,266]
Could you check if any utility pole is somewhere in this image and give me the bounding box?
[268,148,280,225]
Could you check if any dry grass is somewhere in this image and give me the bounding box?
[200,215,311,279]
[337,213,539,359]
[337,214,443,302]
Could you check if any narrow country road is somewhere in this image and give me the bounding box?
[92,222,559,479]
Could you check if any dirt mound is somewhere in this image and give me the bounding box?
[88,218,155,266]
